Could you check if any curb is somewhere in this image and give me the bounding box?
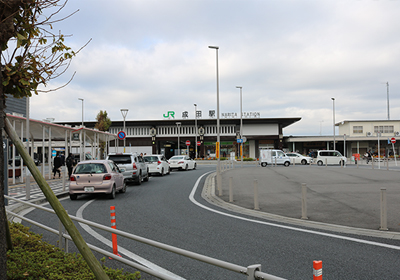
[202,173,400,240]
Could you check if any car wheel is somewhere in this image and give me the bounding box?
[193,163,196,170]
[167,167,170,175]
[136,173,142,185]
[120,181,127,193]
[261,162,267,167]
[317,160,323,166]
[143,170,149,182]
[69,194,78,200]
[108,185,116,199]
[185,164,188,171]
[160,168,164,176]
[301,159,307,165]
[284,161,290,167]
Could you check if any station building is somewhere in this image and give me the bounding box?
[61,113,301,159]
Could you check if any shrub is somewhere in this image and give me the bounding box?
[7,222,141,279]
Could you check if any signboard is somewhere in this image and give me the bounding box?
[391,137,396,144]
[52,150,57,157]
[216,142,220,159]
[118,131,126,140]
[186,140,191,146]
[237,139,243,143]
[73,133,79,140]
[197,141,201,146]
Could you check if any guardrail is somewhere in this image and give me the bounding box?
[6,195,286,280]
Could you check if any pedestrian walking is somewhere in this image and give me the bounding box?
[66,153,75,179]
[53,154,62,179]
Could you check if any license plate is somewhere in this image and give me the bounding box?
[120,168,126,172]
[84,187,94,192]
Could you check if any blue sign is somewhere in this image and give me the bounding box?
[237,139,244,143]
[118,131,126,140]
[52,150,57,157]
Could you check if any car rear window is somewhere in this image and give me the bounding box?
[74,163,107,174]
[170,156,184,160]
[108,155,132,164]
[144,156,159,162]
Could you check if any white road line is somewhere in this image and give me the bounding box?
[189,171,400,251]
[76,199,186,280]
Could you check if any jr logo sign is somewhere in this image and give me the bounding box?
[163,111,175,119]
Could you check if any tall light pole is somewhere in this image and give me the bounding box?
[236,86,243,167]
[78,98,84,127]
[386,81,390,120]
[194,104,197,159]
[209,45,221,194]
[332,98,336,151]
[176,122,181,155]
[120,109,128,153]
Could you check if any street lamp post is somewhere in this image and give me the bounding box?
[194,104,197,159]
[78,98,84,127]
[209,45,221,195]
[236,86,243,167]
[120,109,128,153]
[332,98,336,150]
[78,98,84,161]
[176,122,181,155]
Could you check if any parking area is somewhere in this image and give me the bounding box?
[219,165,400,232]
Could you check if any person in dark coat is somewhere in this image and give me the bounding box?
[66,153,75,179]
[53,154,62,179]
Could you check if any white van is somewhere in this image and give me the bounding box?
[259,149,290,167]
[316,150,347,166]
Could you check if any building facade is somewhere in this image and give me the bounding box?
[61,117,301,159]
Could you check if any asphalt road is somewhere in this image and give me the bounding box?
[22,165,400,279]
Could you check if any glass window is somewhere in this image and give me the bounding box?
[353,126,363,134]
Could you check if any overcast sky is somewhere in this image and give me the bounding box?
[29,0,400,136]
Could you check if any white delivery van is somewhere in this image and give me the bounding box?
[316,150,347,166]
[259,149,291,167]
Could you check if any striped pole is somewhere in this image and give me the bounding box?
[110,206,121,257]
[313,260,322,279]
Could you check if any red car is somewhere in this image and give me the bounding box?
[69,160,126,200]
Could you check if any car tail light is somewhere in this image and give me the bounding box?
[103,174,112,180]
[158,160,162,165]
[70,176,76,181]
[178,161,184,164]
[132,162,137,170]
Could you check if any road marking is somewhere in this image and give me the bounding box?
[189,172,400,251]
[76,199,186,280]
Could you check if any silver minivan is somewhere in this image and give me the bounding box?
[316,150,347,166]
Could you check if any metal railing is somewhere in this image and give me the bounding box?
[6,195,285,280]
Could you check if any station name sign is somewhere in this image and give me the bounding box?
[163,110,260,119]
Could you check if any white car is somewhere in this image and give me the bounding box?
[143,155,170,176]
[285,152,313,165]
[168,155,196,171]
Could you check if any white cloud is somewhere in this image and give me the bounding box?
[29,0,400,136]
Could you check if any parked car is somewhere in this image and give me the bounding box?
[259,149,290,167]
[285,152,313,165]
[68,160,126,200]
[9,156,21,166]
[106,153,149,185]
[316,150,347,166]
[143,154,170,176]
[168,155,197,171]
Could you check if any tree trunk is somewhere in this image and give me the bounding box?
[0,44,8,279]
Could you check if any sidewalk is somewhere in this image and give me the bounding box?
[202,163,400,240]
[5,176,69,213]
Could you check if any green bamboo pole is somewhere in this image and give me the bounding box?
[4,116,109,280]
